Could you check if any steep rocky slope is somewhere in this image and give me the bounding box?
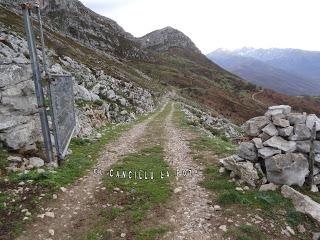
[0,0,143,59]
[0,20,155,154]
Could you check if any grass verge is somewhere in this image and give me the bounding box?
[85,146,173,240]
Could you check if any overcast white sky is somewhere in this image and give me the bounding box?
[81,0,320,54]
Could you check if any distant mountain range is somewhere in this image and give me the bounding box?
[207,48,320,96]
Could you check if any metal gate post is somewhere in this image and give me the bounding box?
[35,4,48,74]
[22,3,54,163]
[35,3,60,162]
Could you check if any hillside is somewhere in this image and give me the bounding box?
[207,49,319,96]
[208,48,320,96]
[0,0,144,59]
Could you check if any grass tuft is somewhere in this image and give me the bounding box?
[225,224,267,240]
[189,137,236,157]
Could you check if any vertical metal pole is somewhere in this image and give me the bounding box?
[35,4,48,74]
[308,122,317,189]
[22,4,54,163]
[35,3,59,163]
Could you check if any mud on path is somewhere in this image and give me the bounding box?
[161,103,221,240]
[17,104,168,240]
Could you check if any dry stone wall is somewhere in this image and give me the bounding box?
[221,105,320,190]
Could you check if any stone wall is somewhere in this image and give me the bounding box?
[220,105,320,191]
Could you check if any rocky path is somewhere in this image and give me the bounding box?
[15,102,221,240]
[161,104,218,240]
[17,104,167,240]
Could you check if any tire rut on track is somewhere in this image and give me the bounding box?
[161,103,220,240]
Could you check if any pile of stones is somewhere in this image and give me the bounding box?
[220,105,320,190]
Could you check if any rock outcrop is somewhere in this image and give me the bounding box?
[220,105,320,190]
[138,27,202,54]
[0,0,143,59]
[0,24,155,166]
[179,103,243,139]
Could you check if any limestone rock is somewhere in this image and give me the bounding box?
[265,153,309,186]
[259,132,271,142]
[7,156,22,163]
[306,114,320,131]
[296,141,311,153]
[264,136,296,152]
[281,185,320,223]
[273,118,290,128]
[288,113,307,125]
[252,138,263,149]
[289,124,311,141]
[0,115,29,131]
[311,185,319,193]
[3,120,41,150]
[29,157,45,168]
[258,147,281,159]
[259,183,279,191]
[313,174,320,185]
[220,155,259,186]
[278,126,293,137]
[0,64,32,88]
[262,123,278,136]
[73,84,92,101]
[242,116,270,137]
[50,63,66,74]
[238,142,257,161]
[106,90,116,100]
[265,105,291,117]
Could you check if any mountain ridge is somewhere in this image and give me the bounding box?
[137,26,202,54]
[208,48,320,96]
[1,0,320,123]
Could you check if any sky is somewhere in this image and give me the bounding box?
[81,0,320,54]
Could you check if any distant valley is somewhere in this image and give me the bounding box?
[207,48,320,96]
